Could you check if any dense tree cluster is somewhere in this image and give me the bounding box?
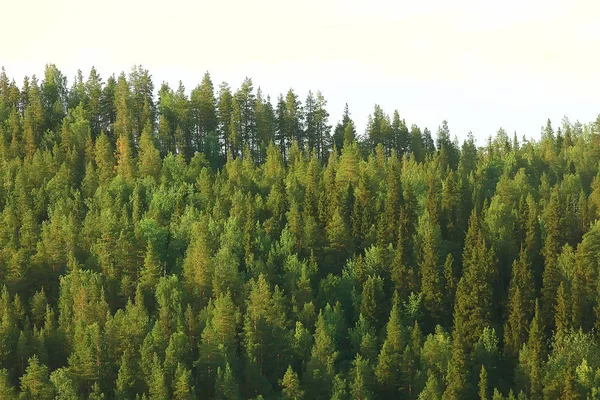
[0,64,600,399]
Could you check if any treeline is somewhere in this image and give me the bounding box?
[0,65,441,167]
[0,64,600,399]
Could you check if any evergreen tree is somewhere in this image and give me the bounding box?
[242,275,289,394]
[115,350,137,399]
[0,368,16,400]
[554,281,570,342]
[479,365,488,400]
[375,296,406,397]
[148,354,168,400]
[442,334,468,400]
[418,373,443,400]
[332,104,355,151]
[541,188,565,327]
[349,355,374,400]
[280,365,304,400]
[217,82,233,155]
[453,211,495,348]
[215,363,241,400]
[0,65,597,400]
[504,247,536,359]
[138,121,161,182]
[517,300,545,400]
[182,217,213,306]
[419,210,444,326]
[305,311,338,399]
[19,355,54,400]
[140,241,162,294]
[94,131,115,184]
[172,363,194,400]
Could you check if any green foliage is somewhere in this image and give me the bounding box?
[20,355,54,400]
[0,66,598,399]
[280,365,304,400]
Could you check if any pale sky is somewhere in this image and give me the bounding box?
[2,0,599,143]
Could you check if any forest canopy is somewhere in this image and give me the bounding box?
[0,64,600,399]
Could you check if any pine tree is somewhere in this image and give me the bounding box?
[138,121,161,181]
[229,97,242,158]
[88,382,105,400]
[442,335,467,400]
[22,106,37,158]
[190,72,217,153]
[182,217,213,306]
[504,247,536,360]
[50,367,80,399]
[504,286,528,360]
[242,275,289,394]
[554,281,569,342]
[157,113,173,157]
[392,110,410,156]
[453,211,495,348]
[379,153,402,245]
[172,363,194,400]
[148,353,168,400]
[115,350,137,399]
[254,89,275,162]
[419,210,444,326]
[172,81,191,160]
[68,321,107,394]
[217,82,233,156]
[541,188,564,327]
[479,365,488,400]
[443,253,457,320]
[305,311,338,399]
[95,131,115,184]
[114,73,136,181]
[197,291,241,388]
[215,363,241,400]
[518,300,545,400]
[561,368,580,400]
[391,225,414,300]
[128,65,155,141]
[19,355,54,400]
[418,373,442,400]
[280,365,304,400]
[375,296,406,397]
[0,368,16,400]
[360,275,385,329]
[332,104,354,151]
[140,241,162,294]
[349,355,374,400]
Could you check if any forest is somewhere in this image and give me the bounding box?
[0,64,599,399]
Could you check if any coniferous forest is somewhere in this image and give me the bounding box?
[1,64,600,400]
